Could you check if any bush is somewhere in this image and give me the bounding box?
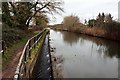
[2,23,27,47]
[104,21,120,31]
[63,15,81,30]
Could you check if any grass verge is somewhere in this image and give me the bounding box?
[27,29,49,64]
[2,31,39,70]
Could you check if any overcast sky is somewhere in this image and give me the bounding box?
[49,0,120,25]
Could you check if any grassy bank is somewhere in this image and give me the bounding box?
[2,31,39,70]
[27,29,49,64]
[25,29,49,78]
[51,24,120,41]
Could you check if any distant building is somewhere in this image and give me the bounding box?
[118,1,120,22]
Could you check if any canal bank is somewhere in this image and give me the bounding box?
[51,26,120,41]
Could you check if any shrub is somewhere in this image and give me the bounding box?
[63,15,81,30]
[2,23,27,47]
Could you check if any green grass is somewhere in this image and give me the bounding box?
[2,36,30,69]
[2,31,40,70]
[2,29,48,71]
[26,38,43,64]
[26,29,48,64]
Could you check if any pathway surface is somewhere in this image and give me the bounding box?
[2,47,23,79]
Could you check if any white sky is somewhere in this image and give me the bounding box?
[49,0,120,25]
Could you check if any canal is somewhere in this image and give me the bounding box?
[50,29,120,78]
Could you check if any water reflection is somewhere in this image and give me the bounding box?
[60,31,80,46]
[60,30,120,58]
[80,35,120,58]
[50,29,119,78]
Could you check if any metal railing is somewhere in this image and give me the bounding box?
[14,29,47,80]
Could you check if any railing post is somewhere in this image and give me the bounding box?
[37,34,39,44]
[24,63,27,76]
[28,40,31,57]
[34,37,36,48]
[37,34,39,40]
[24,49,27,77]
[24,49,27,62]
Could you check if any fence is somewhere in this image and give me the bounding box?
[14,29,48,80]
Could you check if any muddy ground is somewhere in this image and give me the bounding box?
[2,47,23,79]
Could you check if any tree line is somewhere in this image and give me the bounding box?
[87,13,120,31]
[2,1,63,30]
[54,13,120,40]
[62,13,120,31]
[2,0,64,46]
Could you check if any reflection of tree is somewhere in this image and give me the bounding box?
[58,30,120,58]
[94,40,120,58]
[60,31,80,46]
[53,29,59,33]
[104,42,120,58]
[78,34,120,58]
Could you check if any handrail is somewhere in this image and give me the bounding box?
[14,29,47,79]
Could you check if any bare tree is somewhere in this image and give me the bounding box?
[26,0,64,27]
[8,0,64,29]
[63,15,80,30]
[104,13,113,23]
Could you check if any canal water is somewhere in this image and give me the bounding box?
[32,35,52,79]
[50,29,120,78]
